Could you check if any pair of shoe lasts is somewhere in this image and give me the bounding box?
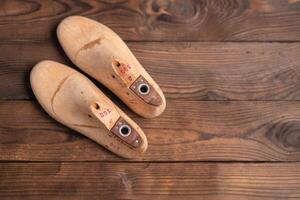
[30,16,166,158]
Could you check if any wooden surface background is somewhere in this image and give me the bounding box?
[1,0,300,199]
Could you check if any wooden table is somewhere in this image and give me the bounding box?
[1,0,300,199]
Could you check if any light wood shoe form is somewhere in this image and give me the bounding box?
[57,16,166,118]
[30,60,148,158]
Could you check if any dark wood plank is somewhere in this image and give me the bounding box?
[1,41,300,100]
[1,100,300,161]
[1,0,300,42]
[0,162,299,199]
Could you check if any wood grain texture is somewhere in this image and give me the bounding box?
[1,0,300,198]
[1,0,300,42]
[0,162,300,199]
[1,100,300,161]
[1,41,300,100]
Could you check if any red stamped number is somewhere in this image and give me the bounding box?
[99,108,112,118]
[119,64,132,75]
